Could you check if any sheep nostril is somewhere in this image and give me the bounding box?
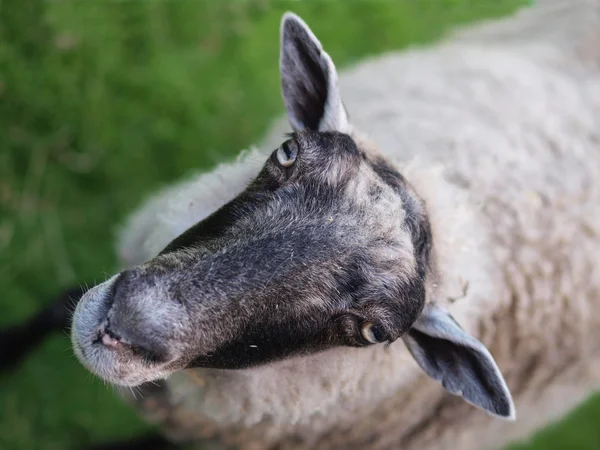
[93,320,166,363]
[93,320,124,349]
[101,332,122,349]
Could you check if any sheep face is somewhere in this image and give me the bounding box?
[71,12,515,421]
[70,129,432,386]
[70,14,432,387]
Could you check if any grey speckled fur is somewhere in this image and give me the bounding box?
[100,1,599,449]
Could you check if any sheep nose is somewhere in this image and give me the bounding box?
[101,325,122,349]
[96,319,128,351]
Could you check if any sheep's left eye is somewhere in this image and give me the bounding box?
[275,140,297,167]
[360,322,385,344]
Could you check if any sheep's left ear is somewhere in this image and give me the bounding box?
[402,303,516,420]
[279,12,350,133]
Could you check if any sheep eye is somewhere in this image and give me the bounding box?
[275,140,297,168]
[360,322,385,344]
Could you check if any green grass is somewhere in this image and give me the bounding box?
[1,0,599,449]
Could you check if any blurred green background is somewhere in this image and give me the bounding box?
[1,0,599,449]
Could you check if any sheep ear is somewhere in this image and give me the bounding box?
[402,303,516,420]
[279,12,350,133]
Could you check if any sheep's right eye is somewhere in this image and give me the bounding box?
[275,139,298,168]
[360,322,386,344]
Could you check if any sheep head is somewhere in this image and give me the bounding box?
[71,12,515,421]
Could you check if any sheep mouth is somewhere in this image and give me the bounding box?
[75,333,171,386]
[93,324,166,366]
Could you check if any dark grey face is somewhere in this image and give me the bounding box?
[71,129,431,385]
[160,130,431,370]
[71,12,515,421]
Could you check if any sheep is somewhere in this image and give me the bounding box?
[2,1,600,449]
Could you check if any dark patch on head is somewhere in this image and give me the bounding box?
[332,257,370,302]
[190,315,336,370]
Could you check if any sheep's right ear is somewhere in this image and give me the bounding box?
[402,303,516,421]
[279,12,350,133]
